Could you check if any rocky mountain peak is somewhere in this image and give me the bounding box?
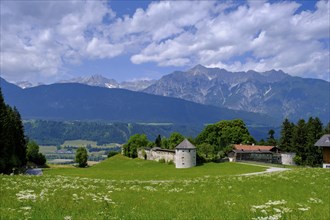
[143,66,329,122]
[16,81,33,89]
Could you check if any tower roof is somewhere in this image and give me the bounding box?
[314,134,330,147]
[175,139,196,149]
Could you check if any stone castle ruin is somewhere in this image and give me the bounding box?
[138,139,196,169]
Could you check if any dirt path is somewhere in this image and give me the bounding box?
[237,162,291,176]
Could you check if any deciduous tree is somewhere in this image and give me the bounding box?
[168,132,185,149]
[75,147,88,167]
[26,141,46,166]
[123,134,149,158]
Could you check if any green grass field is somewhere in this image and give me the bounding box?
[1,155,329,220]
[39,146,57,154]
[62,140,119,148]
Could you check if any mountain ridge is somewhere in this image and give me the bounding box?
[0,77,276,126]
[3,65,329,123]
[143,65,329,123]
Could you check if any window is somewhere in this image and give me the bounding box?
[182,163,185,165]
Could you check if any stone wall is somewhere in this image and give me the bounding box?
[281,153,296,165]
[138,148,175,163]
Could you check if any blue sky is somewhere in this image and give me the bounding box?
[1,0,329,84]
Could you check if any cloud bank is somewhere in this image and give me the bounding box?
[1,0,329,82]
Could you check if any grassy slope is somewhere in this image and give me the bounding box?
[43,154,266,180]
[1,155,329,220]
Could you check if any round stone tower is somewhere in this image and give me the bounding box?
[175,139,196,168]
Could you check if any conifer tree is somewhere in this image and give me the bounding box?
[279,118,294,152]
[155,134,162,147]
[292,119,307,161]
[266,129,277,146]
[305,117,323,166]
[0,88,27,173]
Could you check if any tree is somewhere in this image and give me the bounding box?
[196,119,255,149]
[155,134,162,147]
[258,139,266,145]
[197,143,215,161]
[26,141,46,166]
[279,117,327,167]
[27,141,39,162]
[0,88,27,174]
[123,134,149,158]
[305,117,323,166]
[161,137,169,149]
[75,147,88,167]
[107,151,119,158]
[266,129,277,146]
[168,132,185,149]
[292,119,307,162]
[279,118,294,152]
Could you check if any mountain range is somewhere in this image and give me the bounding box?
[144,65,330,122]
[3,65,329,124]
[0,77,274,127]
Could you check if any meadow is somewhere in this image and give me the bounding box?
[1,155,329,220]
[39,140,121,164]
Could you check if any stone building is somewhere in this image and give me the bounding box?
[175,139,196,168]
[137,139,196,169]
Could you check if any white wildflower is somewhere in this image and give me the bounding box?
[168,188,183,193]
[261,209,268,214]
[282,207,292,213]
[16,190,37,202]
[273,208,282,213]
[143,186,157,192]
[265,200,287,206]
[20,206,32,210]
[308,197,323,204]
[298,207,310,211]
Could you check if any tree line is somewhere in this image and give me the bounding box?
[24,120,200,146]
[278,118,329,166]
[123,118,329,167]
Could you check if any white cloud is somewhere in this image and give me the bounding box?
[0,0,329,83]
[0,0,114,83]
[85,37,123,59]
[126,0,329,80]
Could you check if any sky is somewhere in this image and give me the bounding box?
[0,0,329,84]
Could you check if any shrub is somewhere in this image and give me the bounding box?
[108,151,119,158]
[141,149,147,160]
[294,155,302,165]
[158,158,166,163]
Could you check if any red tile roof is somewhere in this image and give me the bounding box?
[233,144,275,151]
